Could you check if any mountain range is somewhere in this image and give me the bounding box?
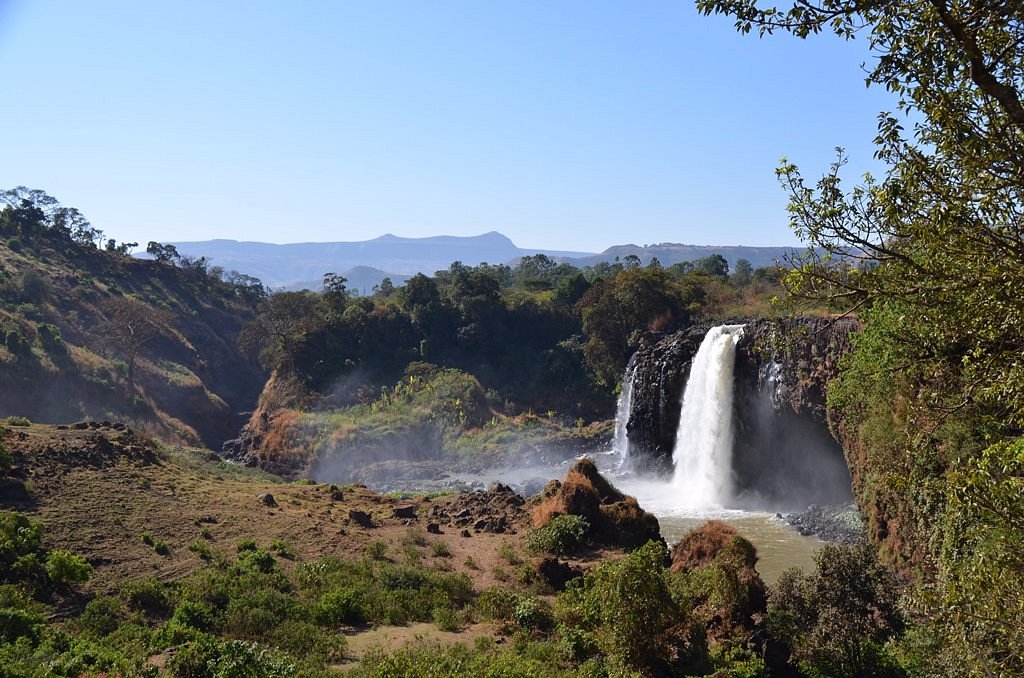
[166,231,800,291]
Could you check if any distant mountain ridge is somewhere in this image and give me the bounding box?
[165,232,799,290]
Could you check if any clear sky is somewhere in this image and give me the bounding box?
[0,1,894,253]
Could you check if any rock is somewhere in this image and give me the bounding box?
[460,529,471,538]
[328,485,344,501]
[532,458,662,550]
[348,509,374,528]
[784,502,865,544]
[392,504,418,519]
[257,493,277,507]
[426,522,442,534]
[670,520,745,572]
[536,557,583,591]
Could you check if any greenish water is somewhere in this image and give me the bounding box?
[614,476,823,584]
[446,461,825,585]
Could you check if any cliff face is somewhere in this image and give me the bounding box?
[627,318,857,509]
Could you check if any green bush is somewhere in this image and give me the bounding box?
[121,577,173,617]
[555,540,706,675]
[77,596,126,637]
[169,634,297,678]
[525,514,589,556]
[0,439,11,473]
[236,538,258,553]
[363,540,388,560]
[171,600,214,632]
[44,550,92,585]
[0,607,41,644]
[268,619,346,663]
[767,541,903,677]
[432,606,460,632]
[317,587,365,626]
[188,539,214,561]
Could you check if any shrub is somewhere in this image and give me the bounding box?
[363,540,388,560]
[431,541,451,558]
[172,600,214,632]
[236,538,258,553]
[432,606,461,632]
[0,607,41,644]
[169,634,298,677]
[122,577,173,617]
[188,539,214,561]
[78,596,126,637]
[767,541,903,677]
[512,596,552,631]
[317,587,365,626]
[555,540,706,674]
[269,619,347,662]
[497,540,523,565]
[45,550,92,585]
[269,539,295,559]
[235,548,276,574]
[525,514,589,556]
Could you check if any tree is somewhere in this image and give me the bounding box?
[769,542,903,676]
[99,296,177,394]
[239,291,321,374]
[147,241,181,264]
[693,254,729,278]
[578,268,705,384]
[731,258,753,285]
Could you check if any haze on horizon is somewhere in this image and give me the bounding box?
[0,1,894,253]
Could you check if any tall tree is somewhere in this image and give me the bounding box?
[99,297,177,394]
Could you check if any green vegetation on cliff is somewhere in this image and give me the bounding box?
[699,0,1024,672]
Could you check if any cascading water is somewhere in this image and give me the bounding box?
[611,357,636,466]
[671,324,745,509]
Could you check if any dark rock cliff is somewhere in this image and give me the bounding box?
[626,317,858,509]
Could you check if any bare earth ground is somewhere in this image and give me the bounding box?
[0,422,607,664]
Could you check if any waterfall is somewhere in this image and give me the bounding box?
[611,357,636,465]
[672,324,744,509]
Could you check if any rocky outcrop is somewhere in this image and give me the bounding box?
[624,326,708,469]
[627,317,858,509]
[531,458,663,549]
[426,482,529,534]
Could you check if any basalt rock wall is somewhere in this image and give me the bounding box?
[627,317,858,508]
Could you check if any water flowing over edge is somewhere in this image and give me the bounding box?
[671,324,745,509]
[611,355,636,467]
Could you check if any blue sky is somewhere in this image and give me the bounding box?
[0,1,894,252]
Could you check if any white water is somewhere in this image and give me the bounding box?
[610,358,635,466]
[671,324,745,509]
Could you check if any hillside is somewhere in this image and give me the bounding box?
[0,191,264,447]
[0,422,794,676]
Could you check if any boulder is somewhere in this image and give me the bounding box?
[531,458,662,550]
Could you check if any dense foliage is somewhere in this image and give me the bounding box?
[241,254,784,419]
[699,0,1024,672]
